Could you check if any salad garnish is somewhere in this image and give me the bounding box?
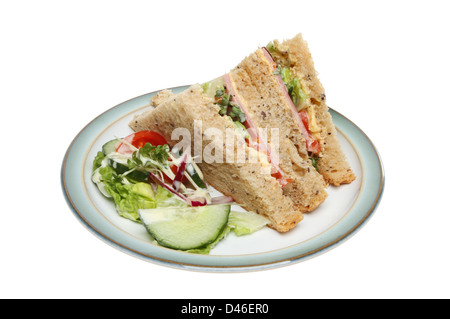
[93,130,229,212]
[91,130,268,254]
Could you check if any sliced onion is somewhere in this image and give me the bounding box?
[115,133,137,155]
[211,196,235,204]
[148,172,187,201]
[149,171,208,207]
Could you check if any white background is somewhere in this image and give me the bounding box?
[1,0,449,299]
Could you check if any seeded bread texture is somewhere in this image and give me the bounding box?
[229,51,327,212]
[129,84,303,232]
[278,34,356,186]
[150,89,175,107]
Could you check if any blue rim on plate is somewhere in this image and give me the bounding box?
[61,85,384,272]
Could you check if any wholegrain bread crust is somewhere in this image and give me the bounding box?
[150,89,175,107]
[129,84,303,232]
[277,34,356,186]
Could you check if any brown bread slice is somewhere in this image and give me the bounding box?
[228,52,328,212]
[129,84,303,232]
[276,34,356,186]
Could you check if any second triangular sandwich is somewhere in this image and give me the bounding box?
[219,70,328,212]
[229,33,356,186]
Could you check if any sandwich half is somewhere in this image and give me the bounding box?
[129,84,303,232]
[230,34,356,186]
[222,70,328,212]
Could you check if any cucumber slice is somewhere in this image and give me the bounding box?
[102,139,121,155]
[112,161,149,182]
[139,204,230,250]
[186,163,206,189]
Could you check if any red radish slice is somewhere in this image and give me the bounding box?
[149,172,187,201]
[186,197,208,207]
[172,152,188,191]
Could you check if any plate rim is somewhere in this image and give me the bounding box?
[61,85,385,272]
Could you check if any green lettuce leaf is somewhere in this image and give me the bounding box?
[228,211,269,236]
[280,67,308,110]
[93,165,156,222]
[92,159,190,222]
[154,185,187,208]
[108,183,156,222]
[93,151,106,171]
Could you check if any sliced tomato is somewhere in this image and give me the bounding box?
[116,130,168,154]
[307,139,321,155]
[298,111,310,133]
[161,164,184,185]
[298,110,321,155]
[169,165,178,175]
[271,170,292,188]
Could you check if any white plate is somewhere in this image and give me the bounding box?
[61,85,384,272]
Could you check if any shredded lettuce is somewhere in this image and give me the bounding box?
[233,121,250,140]
[92,152,183,222]
[280,67,308,110]
[266,41,277,54]
[266,41,308,110]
